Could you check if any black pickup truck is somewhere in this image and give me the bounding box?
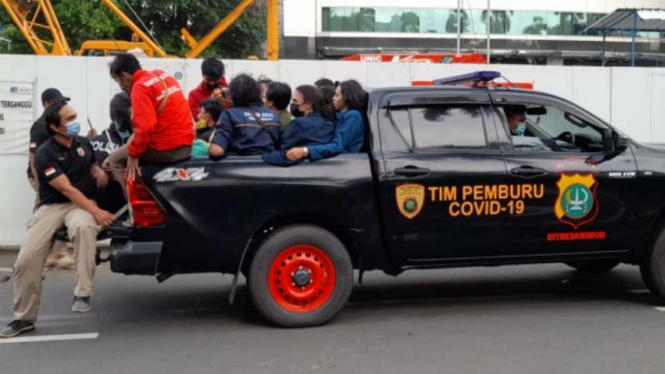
[107,73,665,327]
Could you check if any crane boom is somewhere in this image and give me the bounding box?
[0,0,71,55]
[99,0,167,58]
[183,0,279,60]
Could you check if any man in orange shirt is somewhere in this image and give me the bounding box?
[106,54,194,197]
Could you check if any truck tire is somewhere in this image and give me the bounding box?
[640,223,665,301]
[564,260,620,273]
[248,225,353,327]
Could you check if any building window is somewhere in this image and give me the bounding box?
[321,7,656,39]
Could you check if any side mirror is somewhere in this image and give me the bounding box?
[608,130,628,154]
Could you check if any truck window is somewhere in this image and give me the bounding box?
[389,108,412,148]
[410,105,487,150]
[500,104,605,153]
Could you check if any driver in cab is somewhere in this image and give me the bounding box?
[504,105,531,137]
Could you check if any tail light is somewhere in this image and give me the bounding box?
[128,179,167,227]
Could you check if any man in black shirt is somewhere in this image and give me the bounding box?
[27,89,71,268]
[1,100,115,338]
[28,88,70,189]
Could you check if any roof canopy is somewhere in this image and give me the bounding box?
[587,8,665,32]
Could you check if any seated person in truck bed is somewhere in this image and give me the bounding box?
[262,85,335,166]
[286,80,367,162]
[209,74,281,157]
[192,99,223,157]
[264,81,292,132]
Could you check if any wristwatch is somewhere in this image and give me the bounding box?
[303,147,309,157]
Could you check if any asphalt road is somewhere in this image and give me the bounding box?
[0,251,663,374]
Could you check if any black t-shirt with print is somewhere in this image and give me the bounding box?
[35,136,97,205]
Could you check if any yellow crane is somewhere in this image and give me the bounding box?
[0,0,163,56]
[181,0,279,60]
[0,0,71,55]
[1,0,279,59]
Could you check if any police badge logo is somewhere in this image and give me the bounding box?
[554,174,599,229]
[77,147,85,157]
[395,184,425,220]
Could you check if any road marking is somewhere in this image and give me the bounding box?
[655,307,665,312]
[0,333,98,344]
[0,268,12,273]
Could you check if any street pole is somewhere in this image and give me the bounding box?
[486,0,491,64]
[456,0,461,54]
[631,11,637,67]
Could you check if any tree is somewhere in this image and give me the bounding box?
[0,0,267,58]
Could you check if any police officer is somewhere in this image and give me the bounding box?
[27,88,71,268]
[90,93,133,160]
[91,93,133,213]
[0,99,115,339]
[504,105,528,136]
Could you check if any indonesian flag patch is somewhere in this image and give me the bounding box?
[29,142,37,149]
[44,167,56,177]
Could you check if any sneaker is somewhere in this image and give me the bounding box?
[71,296,91,313]
[0,320,35,338]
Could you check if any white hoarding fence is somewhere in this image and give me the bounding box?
[0,81,37,155]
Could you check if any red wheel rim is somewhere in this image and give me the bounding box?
[268,244,336,313]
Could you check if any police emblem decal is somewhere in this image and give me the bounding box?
[554,173,599,229]
[77,147,85,157]
[396,184,425,220]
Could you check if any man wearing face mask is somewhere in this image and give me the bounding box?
[27,88,71,268]
[504,105,530,137]
[1,100,116,338]
[90,93,133,159]
[90,93,133,212]
[189,57,229,124]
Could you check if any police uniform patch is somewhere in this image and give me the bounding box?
[77,147,85,157]
[554,173,599,229]
[396,184,425,220]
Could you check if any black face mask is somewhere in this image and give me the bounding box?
[205,82,219,91]
[290,103,304,118]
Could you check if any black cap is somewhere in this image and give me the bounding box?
[41,88,70,104]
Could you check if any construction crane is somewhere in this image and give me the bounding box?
[0,0,71,55]
[0,0,166,57]
[2,0,279,59]
[180,0,279,60]
[83,0,167,57]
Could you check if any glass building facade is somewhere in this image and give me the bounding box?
[321,7,661,39]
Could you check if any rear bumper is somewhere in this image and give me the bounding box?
[110,241,162,275]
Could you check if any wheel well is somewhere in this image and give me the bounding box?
[244,214,360,272]
[642,211,665,263]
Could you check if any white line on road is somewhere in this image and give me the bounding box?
[0,267,12,273]
[0,333,99,344]
[655,307,665,312]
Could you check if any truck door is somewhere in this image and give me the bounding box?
[489,90,639,256]
[377,90,511,263]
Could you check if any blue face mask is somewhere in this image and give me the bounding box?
[114,120,131,141]
[62,120,81,137]
[513,122,526,136]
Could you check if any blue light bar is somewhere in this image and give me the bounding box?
[433,71,501,86]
